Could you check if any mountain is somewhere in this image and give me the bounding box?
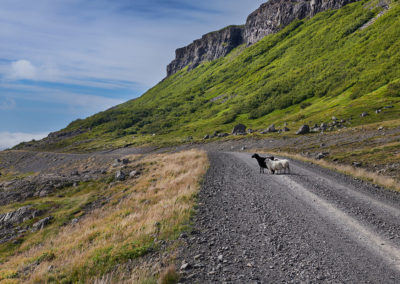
[17,0,400,152]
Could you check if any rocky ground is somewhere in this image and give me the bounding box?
[177,152,400,283]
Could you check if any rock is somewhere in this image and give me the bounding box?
[218,133,229,138]
[31,216,53,232]
[360,112,369,117]
[121,159,129,165]
[180,260,191,270]
[218,255,223,262]
[353,162,362,168]
[316,152,329,160]
[129,170,138,177]
[383,105,394,109]
[282,127,290,132]
[247,128,255,134]
[296,125,310,135]
[232,124,247,135]
[241,146,247,151]
[332,116,337,121]
[115,171,125,181]
[376,109,382,114]
[71,218,79,225]
[210,131,219,138]
[203,135,210,140]
[167,26,244,76]
[378,126,384,131]
[266,124,277,133]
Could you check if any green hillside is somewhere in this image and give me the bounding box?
[23,0,400,151]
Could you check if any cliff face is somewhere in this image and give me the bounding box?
[167,0,360,76]
[245,0,359,44]
[167,26,244,77]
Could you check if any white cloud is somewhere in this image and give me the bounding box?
[9,60,37,79]
[0,132,48,150]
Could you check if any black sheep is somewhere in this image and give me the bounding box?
[252,153,274,174]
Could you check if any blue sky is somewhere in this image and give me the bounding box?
[0,0,265,149]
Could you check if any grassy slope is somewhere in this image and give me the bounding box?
[23,0,400,152]
[0,150,208,283]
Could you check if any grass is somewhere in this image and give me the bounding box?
[15,0,400,152]
[0,150,208,283]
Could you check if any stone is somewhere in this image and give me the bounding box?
[360,112,369,117]
[218,133,229,138]
[378,126,384,131]
[282,127,290,132]
[32,216,53,232]
[129,170,138,177]
[266,124,277,133]
[203,135,210,140]
[296,125,310,135]
[232,124,247,135]
[376,109,382,114]
[332,116,337,121]
[180,261,191,270]
[115,171,125,181]
[122,159,129,165]
[247,128,255,134]
[316,152,329,160]
[353,162,362,168]
[383,105,394,109]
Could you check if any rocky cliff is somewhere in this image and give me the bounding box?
[167,0,360,76]
[167,25,244,77]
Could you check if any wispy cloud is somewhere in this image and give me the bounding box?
[0,0,266,136]
[0,132,49,150]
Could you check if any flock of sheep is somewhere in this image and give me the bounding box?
[252,153,290,174]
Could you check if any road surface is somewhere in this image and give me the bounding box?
[178,152,400,283]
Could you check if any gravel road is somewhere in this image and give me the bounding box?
[178,152,400,283]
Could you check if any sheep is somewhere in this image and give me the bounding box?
[265,158,284,174]
[266,157,290,174]
[252,153,274,174]
[275,158,290,174]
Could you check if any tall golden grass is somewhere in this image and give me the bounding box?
[0,150,208,283]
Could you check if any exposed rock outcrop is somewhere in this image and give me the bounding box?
[167,0,360,76]
[167,26,244,76]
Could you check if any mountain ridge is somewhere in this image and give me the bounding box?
[167,0,361,76]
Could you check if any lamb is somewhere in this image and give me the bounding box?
[251,153,274,174]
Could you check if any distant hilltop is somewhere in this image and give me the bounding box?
[167,0,359,76]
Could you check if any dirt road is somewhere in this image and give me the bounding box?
[178,152,400,283]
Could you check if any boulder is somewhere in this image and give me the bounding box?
[115,171,125,181]
[296,125,310,135]
[266,124,277,133]
[32,216,53,232]
[232,124,247,135]
[320,123,327,130]
[218,133,229,138]
[203,134,210,140]
[360,112,369,117]
[122,159,130,165]
[282,127,290,132]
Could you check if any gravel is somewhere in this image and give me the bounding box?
[177,152,400,283]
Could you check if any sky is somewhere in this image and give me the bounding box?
[0,0,266,150]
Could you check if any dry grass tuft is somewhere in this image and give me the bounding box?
[158,265,180,284]
[0,150,208,283]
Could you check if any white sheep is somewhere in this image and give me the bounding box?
[266,158,283,174]
[276,159,290,174]
[266,158,290,174]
